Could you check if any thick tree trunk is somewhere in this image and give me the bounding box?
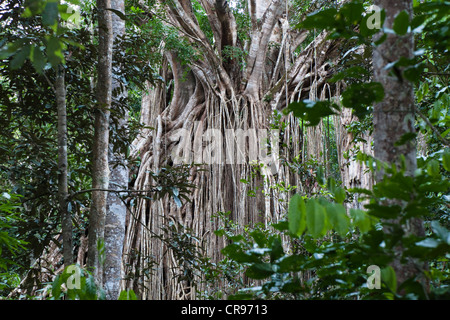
[372,0,426,289]
[88,0,113,285]
[56,64,73,268]
[103,0,128,300]
[121,0,343,299]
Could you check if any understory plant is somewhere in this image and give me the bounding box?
[220,151,450,300]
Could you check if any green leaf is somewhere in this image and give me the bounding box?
[350,209,372,233]
[285,100,339,126]
[427,159,440,177]
[316,166,327,186]
[245,263,274,280]
[106,8,127,21]
[30,46,46,74]
[46,36,65,66]
[403,63,425,83]
[398,278,427,299]
[299,8,338,30]
[271,220,289,232]
[278,255,304,273]
[98,288,106,300]
[416,238,441,248]
[0,39,26,60]
[51,274,62,299]
[10,45,31,70]
[84,275,98,300]
[21,7,34,18]
[306,199,327,238]
[417,81,428,103]
[97,238,105,266]
[442,152,450,172]
[222,244,260,263]
[66,287,77,300]
[118,289,138,300]
[374,33,387,46]
[325,203,350,237]
[431,221,450,245]
[339,2,364,24]
[441,128,450,139]
[288,194,306,236]
[349,187,373,197]
[327,177,337,193]
[270,237,284,262]
[333,187,346,204]
[342,82,384,117]
[394,132,417,146]
[381,266,397,293]
[393,10,410,35]
[42,1,59,26]
[250,230,267,247]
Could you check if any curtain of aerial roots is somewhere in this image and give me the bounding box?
[119,21,346,298]
[335,105,374,209]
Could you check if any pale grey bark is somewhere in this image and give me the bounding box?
[103,0,128,300]
[372,0,426,289]
[56,64,73,268]
[244,0,284,100]
[88,0,113,285]
[373,1,417,177]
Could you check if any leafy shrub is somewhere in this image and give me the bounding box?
[217,1,450,300]
[220,152,450,299]
[49,264,138,300]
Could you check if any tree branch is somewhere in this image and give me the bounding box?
[414,105,450,148]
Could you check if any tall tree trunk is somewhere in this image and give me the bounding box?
[372,0,426,289]
[88,0,113,285]
[103,0,128,300]
[56,64,73,268]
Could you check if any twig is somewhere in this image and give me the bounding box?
[414,105,450,148]
[43,72,56,93]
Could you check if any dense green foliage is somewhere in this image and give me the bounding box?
[0,0,448,300]
[213,0,450,300]
[0,193,27,293]
[0,0,195,298]
[220,153,450,299]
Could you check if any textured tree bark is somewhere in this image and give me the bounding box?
[56,64,73,268]
[103,0,127,300]
[121,0,343,299]
[88,0,113,285]
[244,0,284,100]
[7,1,359,300]
[372,0,426,289]
[335,106,374,209]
